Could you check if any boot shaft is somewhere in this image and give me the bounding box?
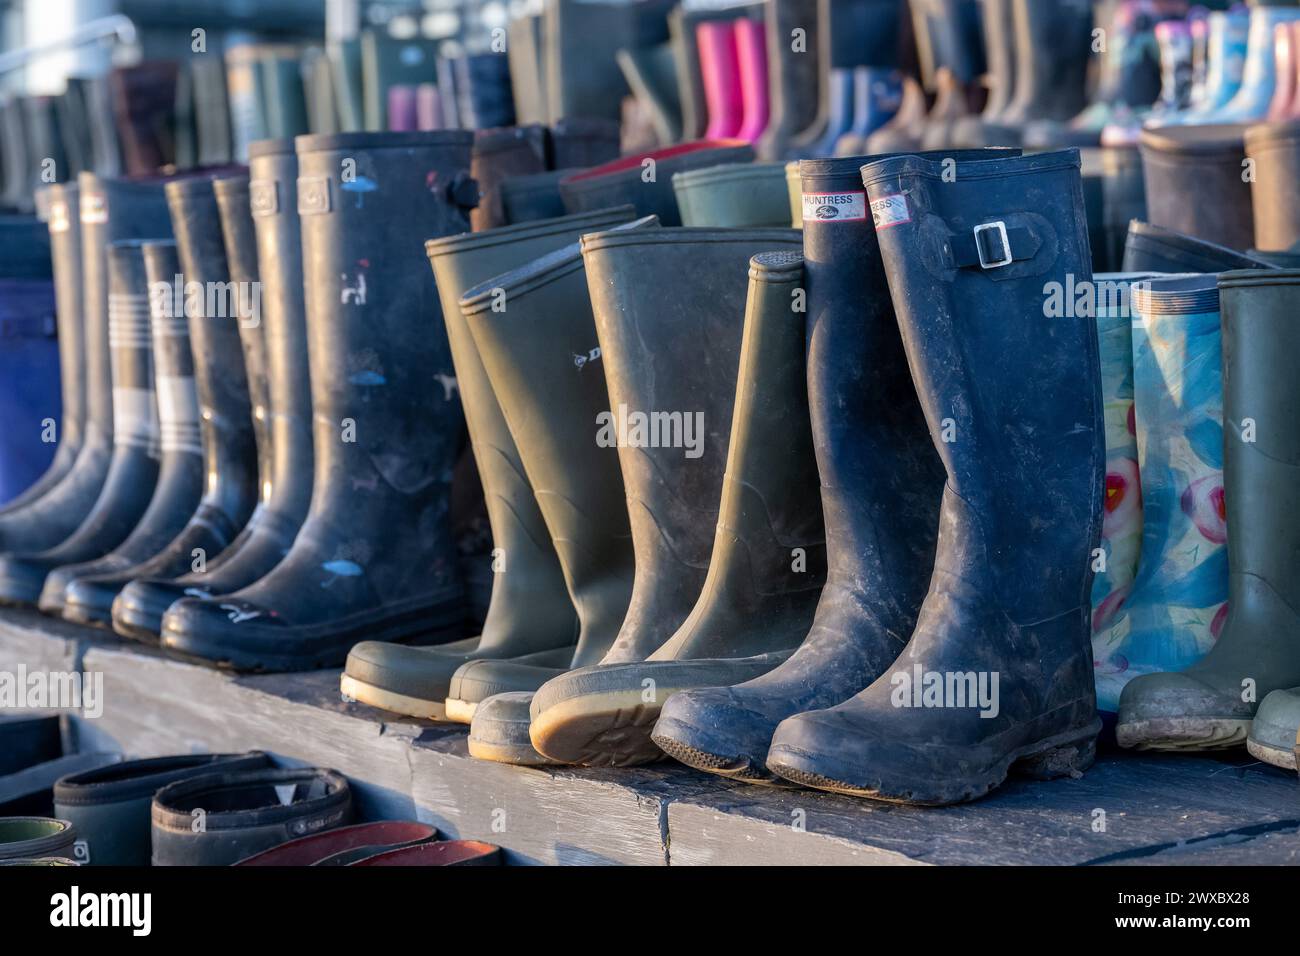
[861,148,1103,620]
[44,183,88,450]
[105,241,159,457]
[141,241,201,461]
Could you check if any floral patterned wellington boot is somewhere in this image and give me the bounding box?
[1111,275,1232,748]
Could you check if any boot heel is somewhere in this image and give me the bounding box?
[1015,733,1097,780]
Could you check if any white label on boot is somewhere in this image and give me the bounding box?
[870,194,911,230]
[802,191,866,223]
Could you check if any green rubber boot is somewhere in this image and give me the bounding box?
[528,251,825,767]
[672,163,794,228]
[340,207,635,719]
[1119,270,1300,752]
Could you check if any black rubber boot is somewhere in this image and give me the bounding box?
[0,750,121,817]
[1139,123,1255,251]
[107,176,260,641]
[559,141,756,226]
[1122,220,1278,273]
[982,0,1094,144]
[1119,269,1300,753]
[455,218,660,762]
[500,168,572,224]
[113,141,314,636]
[0,191,84,514]
[160,132,477,672]
[0,240,164,609]
[53,752,270,866]
[341,208,635,719]
[470,125,549,232]
[758,0,823,159]
[617,43,684,147]
[1245,121,1300,252]
[0,175,171,555]
[546,118,622,171]
[761,149,1103,805]
[0,819,77,863]
[54,243,204,625]
[952,0,1018,146]
[151,767,352,866]
[529,249,826,767]
[652,150,1013,783]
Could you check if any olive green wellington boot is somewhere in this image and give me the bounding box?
[526,251,826,767]
[672,163,794,228]
[1122,269,1300,755]
[458,217,658,764]
[445,226,802,744]
[340,208,636,719]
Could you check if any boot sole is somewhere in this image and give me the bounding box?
[60,603,115,629]
[466,735,564,766]
[766,719,1102,807]
[650,715,796,787]
[530,690,667,767]
[443,698,478,723]
[339,675,447,720]
[1245,735,1297,771]
[1114,716,1251,752]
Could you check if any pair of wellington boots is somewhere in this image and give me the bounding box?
[342,214,806,759]
[148,132,479,671]
[1116,269,1300,772]
[650,148,1107,805]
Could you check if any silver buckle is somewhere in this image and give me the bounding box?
[973,221,1012,269]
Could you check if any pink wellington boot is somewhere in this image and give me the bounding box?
[1267,21,1296,122]
[734,17,770,144]
[697,20,745,139]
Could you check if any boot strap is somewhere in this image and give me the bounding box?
[948,220,1040,270]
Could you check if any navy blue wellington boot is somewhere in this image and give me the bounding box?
[652,148,1016,784]
[764,149,1105,805]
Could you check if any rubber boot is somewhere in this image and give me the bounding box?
[1139,124,1255,251]
[109,62,180,175]
[0,240,165,609]
[113,141,315,636]
[558,141,754,226]
[528,250,825,767]
[952,0,1017,146]
[758,0,823,159]
[500,168,572,224]
[235,820,439,866]
[1199,4,1300,124]
[470,126,549,232]
[340,208,633,719]
[0,95,31,211]
[1249,686,1300,769]
[1119,269,1300,753]
[698,21,746,140]
[107,176,260,640]
[669,5,750,142]
[672,162,792,227]
[53,752,270,866]
[543,0,675,125]
[832,67,902,156]
[0,713,61,776]
[0,186,85,514]
[53,243,204,625]
[360,32,441,132]
[1087,272,1149,710]
[735,18,771,144]
[0,174,171,555]
[451,53,518,131]
[758,149,1103,804]
[1096,275,1226,720]
[785,161,803,225]
[351,840,503,866]
[918,67,975,150]
[151,767,352,866]
[508,13,548,126]
[616,43,684,147]
[652,151,1006,784]
[1151,19,1196,122]
[1267,21,1297,121]
[982,0,1094,144]
[159,132,477,671]
[1171,10,1252,122]
[546,117,622,171]
[1245,121,1300,252]
[0,819,77,863]
[1122,220,1278,273]
[442,225,802,727]
[458,219,659,762]
[809,68,857,156]
[1100,146,1146,269]
[863,75,928,153]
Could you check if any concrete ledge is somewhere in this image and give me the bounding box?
[3,609,1298,865]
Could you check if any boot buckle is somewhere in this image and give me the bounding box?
[973,221,1013,269]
